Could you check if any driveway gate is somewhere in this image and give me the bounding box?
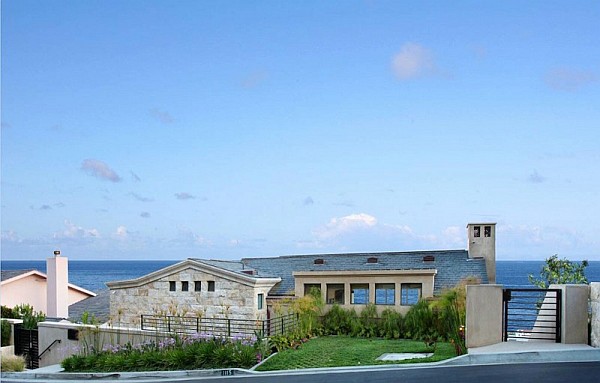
[502,288,562,343]
[13,324,39,369]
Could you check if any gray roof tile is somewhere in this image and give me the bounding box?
[1,269,36,282]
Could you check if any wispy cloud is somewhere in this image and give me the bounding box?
[81,159,122,182]
[314,213,378,240]
[130,171,141,182]
[528,170,546,184]
[149,107,174,124]
[114,225,129,240]
[140,211,151,218]
[129,192,153,202]
[391,42,436,81]
[54,220,100,239]
[175,192,196,200]
[303,196,314,206]
[544,67,597,92]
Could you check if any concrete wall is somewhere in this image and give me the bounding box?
[293,269,436,315]
[550,284,589,344]
[590,283,600,347]
[466,284,503,348]
[110,267,270,326]
[37,321,173,367]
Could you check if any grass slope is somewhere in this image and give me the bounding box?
[256,336,456,371]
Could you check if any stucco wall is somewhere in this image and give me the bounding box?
[109,267,270,326]
[1,275,47,313]
[294,270,436,315]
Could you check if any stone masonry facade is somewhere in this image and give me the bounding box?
[109,267,271,327]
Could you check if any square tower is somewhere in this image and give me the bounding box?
[467,223,496,284]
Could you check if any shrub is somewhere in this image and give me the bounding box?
[379,308,403,339]
[1,319,12,346]
[12,304,45,329]
[354,303,378,338]
[404,299,439,341]
[1,355,26,372]
[322,304,356,335]
[1,305,18,319]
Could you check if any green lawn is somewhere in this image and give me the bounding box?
[256,336,457,371]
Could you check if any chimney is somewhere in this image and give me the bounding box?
[467,223,496,284]
[47,250,69,318]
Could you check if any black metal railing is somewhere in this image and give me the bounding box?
[140,313,299,338]
[503,288,562,342]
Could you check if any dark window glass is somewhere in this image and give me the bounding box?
[194,281,202,292]
[326,284,345,304]
[181,281,189,292]
[474,226,481,237]
[169,281,176,291]
[484,226,491,237]
[208,281,215,292]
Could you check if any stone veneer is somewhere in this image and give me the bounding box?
[591,282,600,347]
[109,266,274,327]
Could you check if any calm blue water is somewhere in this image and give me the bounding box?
[2,260,599,293]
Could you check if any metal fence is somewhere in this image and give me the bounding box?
[140,313,299,338]
[503,288,562,342]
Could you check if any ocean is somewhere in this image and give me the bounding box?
[2,259,599,293]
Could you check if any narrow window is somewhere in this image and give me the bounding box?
[473,226,481,238]
[350,284,369,304]
[208,281,215,292]
[258,293,264,310]
[304,283,321,297]
[194,281,202,292]
[484,226,491,237]
[169,281,176,291]
[181,281,189,292]
[376,283,395,305]
[326,284,345,304]
[401,283,422,306]
[367,257,378,264]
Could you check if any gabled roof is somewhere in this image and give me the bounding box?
[242,249,488,295]
[1,269,36,282]
[69,289,110,323]
[106,258,281,289]
[0,269,96,297]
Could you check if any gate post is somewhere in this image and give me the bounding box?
[466,284,503,348]
[550,284,589,344]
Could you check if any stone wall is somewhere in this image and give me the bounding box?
[591,282,600,347]
[109,267,268,326]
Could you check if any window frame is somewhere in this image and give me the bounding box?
[207,280,215,292]
[169,281,176,292]
[194,281,202,292]
[474,226,481,237]
[400,283,422,306]
[350,283,369,305]
[258,293,264,310]
[375,283,395,305]
[326,283,345,305]
[181,281,189,292]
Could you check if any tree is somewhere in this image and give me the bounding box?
[528,254,589,289]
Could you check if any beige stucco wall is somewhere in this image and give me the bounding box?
[466,284,503,348]
[1,275,92,315]
[293,269,436,315]
[109,267,273,326]
[550,284,589,344]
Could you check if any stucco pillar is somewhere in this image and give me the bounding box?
[466,284,503,348]
[47,253,69,318]
[590,283,600,347]
[550,284,589,344]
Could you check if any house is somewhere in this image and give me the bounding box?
[107,223,496,326]
[1,254,96,317]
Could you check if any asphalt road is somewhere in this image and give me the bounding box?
[193,362,600,383]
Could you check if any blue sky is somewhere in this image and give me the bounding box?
[2,0,599,261]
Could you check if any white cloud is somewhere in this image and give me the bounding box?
[1,230,21,242]
[544,67,597,92]
[81,159,121,182]
[391,43,436,80]
[115,225,129,240]
[54,220,100,239]
[313,213,377,240]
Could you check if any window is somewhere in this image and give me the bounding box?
[401,284,422,306]
[473,226,481,237]
[484,226,491,237]
[194,281,202,292]
[181,281,189,292]
[304,283,321,297]
[314,258,324,265]
[326,284,345,304]
[375,283,395,305]
[207,281,215,292]
[258,293,264,310]
[169,281,176,291]
[351,284,369,304]
[367,257,378,264]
